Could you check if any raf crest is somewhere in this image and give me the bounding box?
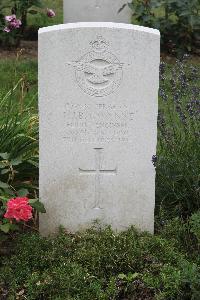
[67,36,123,97]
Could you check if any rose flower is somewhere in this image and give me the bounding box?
[4,197,33,222]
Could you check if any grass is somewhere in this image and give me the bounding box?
[0,58,37,109]
[0,58,38,200]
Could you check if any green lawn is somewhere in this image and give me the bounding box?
[0,58,37,109]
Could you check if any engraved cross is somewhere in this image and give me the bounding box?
[79,148,117,209]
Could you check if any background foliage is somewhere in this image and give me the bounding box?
[1,0,200,54]
[0,0,62,48]
[122,0,200,55]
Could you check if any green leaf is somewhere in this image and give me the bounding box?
[10,224,20,231]
[0,152,9,160]
[118,272,139,281]
[29,199,38,204]
[4,188,15,197]
[1,169,9,175]
[128,273,139,280]
[28,159,39,167]
[17,188,29,197]
[28,9,38,15]
[30,200,46,213]
[118,273,127,280]
[0,181,9,189]
[0,197,8,205]
[0,223,11,233]
[11,158,22,166]
[0,162,6,168]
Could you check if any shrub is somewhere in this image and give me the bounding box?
[156,213,200,262]
[190,211,200,244]
[121,0,200,55]
[0,222,199,299]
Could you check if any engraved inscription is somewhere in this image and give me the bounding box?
[67,36,123,97]
[79,148,117,209]
[63,102,135,143]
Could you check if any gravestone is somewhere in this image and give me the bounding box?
[63,0,131,23]
[39,23,160,235]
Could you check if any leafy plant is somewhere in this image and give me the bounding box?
[0,196,45,234]
[121,0,200,54]
[0,1,21,48]
[0,78,38,195]
[0,0,56,48]
[0,75,39,241]
[10,0,44,33]
[190,211,200,244]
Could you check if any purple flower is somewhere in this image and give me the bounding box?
[3,27,11,33]
[47,8,56,18]
[10,18,22,29]
[5,14,16,22]
[3,14,21,32]
[152,155,157,167]
[186,100,200,119]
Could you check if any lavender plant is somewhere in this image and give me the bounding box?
[156,56,200,217]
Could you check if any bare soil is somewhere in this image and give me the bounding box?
[0,40,38,60]
[0,40,199,64]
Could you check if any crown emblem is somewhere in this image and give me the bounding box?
[67,36,123,97]
[90,36,109,52]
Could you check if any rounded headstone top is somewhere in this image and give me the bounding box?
[39,22,160,36]
[63,0,131,24]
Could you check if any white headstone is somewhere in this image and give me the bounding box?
[39,23,160,235]
[63,0,131,23]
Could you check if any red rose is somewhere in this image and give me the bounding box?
[4,197,33,222]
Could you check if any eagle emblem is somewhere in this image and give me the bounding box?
[67,36,123,97]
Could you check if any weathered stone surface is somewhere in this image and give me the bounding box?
[63,0,131,23]
[39,23,160,235]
